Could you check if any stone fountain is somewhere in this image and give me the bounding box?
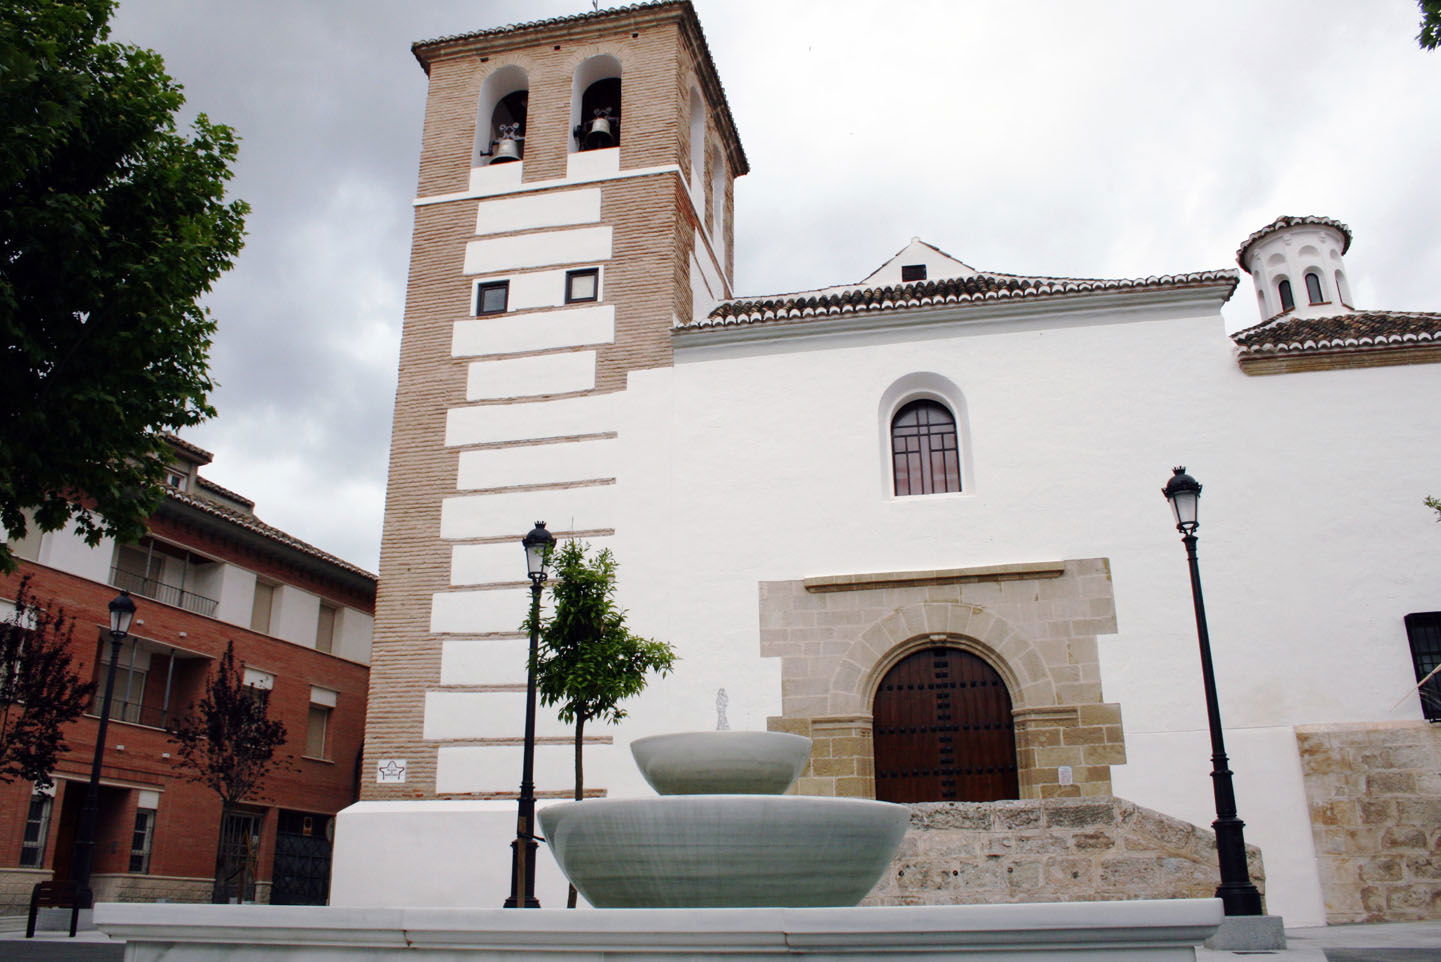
[96,730,1223,960]
[540,730,909,907]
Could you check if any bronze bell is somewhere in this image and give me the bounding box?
[490,136,522,164]
[584,111,615,150]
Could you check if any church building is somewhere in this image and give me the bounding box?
[339,1,1441,927]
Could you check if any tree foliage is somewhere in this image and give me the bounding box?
[168,641,288,811]
[0,0,248,573]
[1421,1,1441,49]
[0,577,95,786]
[1427,495,1441,520]
[529,540,675,905]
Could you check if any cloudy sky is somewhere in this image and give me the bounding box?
[107,0,1440,573]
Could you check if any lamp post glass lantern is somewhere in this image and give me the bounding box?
[69,591,138,917]
[507,521,555,908]
[1161,467,1263,917]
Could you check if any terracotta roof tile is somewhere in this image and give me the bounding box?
[195,475,255,511]
[1235,215,1352,270]
[1230,310,1441,357]
[685,269,1239,331]
[163,487,376,583]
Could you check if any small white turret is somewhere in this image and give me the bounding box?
[1236,215,1355,322]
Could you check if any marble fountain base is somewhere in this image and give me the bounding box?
[96,898,1222,962]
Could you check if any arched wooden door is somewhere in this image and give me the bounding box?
[873,646,1019,803]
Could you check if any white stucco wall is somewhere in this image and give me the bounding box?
[535,291,1441,927]
[334,606,374,664]
[38,526,113,584]
[271,584,320,648]
[213,563,257,627]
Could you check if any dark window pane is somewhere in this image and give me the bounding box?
[901,264,927,281]
[891,399,961,496]
[1278,279,1295,311]
[477,282,509,315]
[1404,613,1441,722]
[1305,272,1324,304]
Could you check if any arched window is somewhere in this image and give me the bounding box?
[873,647,1018,802]
[1335,270,1351,307]
[571,55,622,152]
[689,87,706,197]
[1277,278,1295,312]
[473,66,528,167]
[891,399,961,496]
[1305,271,1325,305]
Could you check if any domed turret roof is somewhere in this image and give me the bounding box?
[1236,215,1352,270]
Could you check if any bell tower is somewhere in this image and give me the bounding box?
[363,2,746,803]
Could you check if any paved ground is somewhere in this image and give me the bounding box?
[1,915,1439,960]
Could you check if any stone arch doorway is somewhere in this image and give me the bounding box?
[872,645,1019,803]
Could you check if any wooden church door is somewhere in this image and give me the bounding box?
[873,647,1019,803]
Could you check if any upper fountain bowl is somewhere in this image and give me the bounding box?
[631,730,812,795]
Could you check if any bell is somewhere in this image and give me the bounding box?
[584,115,614,150]
[490,136,522,164]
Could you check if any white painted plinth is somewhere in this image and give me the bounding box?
[329,800,579,908]
[96,899,1222,961]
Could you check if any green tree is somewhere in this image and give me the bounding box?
[1421,1,1441,49]
[168,642,289,902]
[0,576,95,786]
[0,0,248,573]
[530,540,676,906]
[1427,496,1441,519]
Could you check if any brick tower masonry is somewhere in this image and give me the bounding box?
[361,1,746,804]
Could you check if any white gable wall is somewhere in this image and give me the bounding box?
[578,295,1441,926]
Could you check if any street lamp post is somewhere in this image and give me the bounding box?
[505,521,554,908]
[71,591,137,906]
[1162,467,1263,917]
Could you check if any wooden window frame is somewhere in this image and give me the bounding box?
[891,399,962,497]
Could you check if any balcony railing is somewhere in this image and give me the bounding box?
[110,566,219,618]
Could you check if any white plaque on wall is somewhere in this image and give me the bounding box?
[376,759,408,784]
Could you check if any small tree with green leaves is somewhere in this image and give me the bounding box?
[168,641,288,902]
[0,576,95,787]
[1421,1,1441,49]
[529,540,676,905]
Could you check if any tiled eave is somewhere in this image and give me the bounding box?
[156,489,376,594]
[1235,215,1352,269]
[678,270,1238,343]
[1231,310,1441,375]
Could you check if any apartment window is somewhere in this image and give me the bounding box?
[475,280,509,315]
[130,808,157,873]
[565,268,599,304]
[316,603,337,654]
[242,667,275,709]
[97,638,148,724]
[18,791,53,868]
[891,399,962,496]
[250,581,275,634]
[306,686,338,759]
[1404,613,1441,722]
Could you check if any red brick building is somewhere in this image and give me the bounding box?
[0,437,374,912]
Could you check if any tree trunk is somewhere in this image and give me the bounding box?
[567,714,585,908]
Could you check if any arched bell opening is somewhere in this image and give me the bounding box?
[871,645,1019,803]
[571,55,622,152]
[473,65,529,167]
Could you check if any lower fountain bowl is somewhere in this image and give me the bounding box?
[538,794,910,908]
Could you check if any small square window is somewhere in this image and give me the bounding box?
[476,281,509,315]
[565,268,600,304]
[901,264,927,282]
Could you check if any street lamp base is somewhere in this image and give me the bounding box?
[1205,914,1286,951]
[1216,882,1264,917]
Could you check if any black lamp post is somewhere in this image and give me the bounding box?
[70,591,137,906]
[1162,467,1263,917]
[505,521,554,908]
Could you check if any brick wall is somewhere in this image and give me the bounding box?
[1296,721,1441,922]
[0,561,368,908]
[865,797,1265,908]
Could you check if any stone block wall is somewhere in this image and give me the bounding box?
[760,559,1124,800]
[1295,721,1441,923]
[865,797,1264,908]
